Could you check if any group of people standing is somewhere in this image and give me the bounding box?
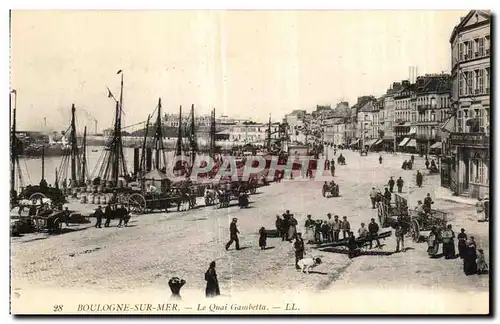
[275,211,299,242]
[302,214,351,244]
[427,226,488,276]
[93,203,130,228]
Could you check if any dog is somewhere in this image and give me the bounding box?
[297,257,322,274]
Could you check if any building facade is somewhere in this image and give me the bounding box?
[413,74,452,154]
[393,81,414,151]
[444,10,491,198]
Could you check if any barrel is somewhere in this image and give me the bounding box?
[96,195,101,205]
[97,186,103,193]
[117,180,124,189]
[76,192,81,199]
[80,194,87,204]
[72,188,78,196]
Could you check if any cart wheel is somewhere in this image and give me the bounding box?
[410,220,420,242]
[29,192,47,204]
[128,193,146,214]
[52,218,62,234]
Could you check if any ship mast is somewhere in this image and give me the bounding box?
[70,103,78,183]
[175,105,183,157]
[94,70,128,185]
[190,104,197,166]
[266,115,272,152]
[209,108,216,158]
[153,98,167,170]
[81,126,87,183]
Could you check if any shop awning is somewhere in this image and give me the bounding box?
[398,137,410,147]
[365,138,378,146]
[441,116,455,133]
[351,139,360,145]
[430,142,442,149]
[374,139,383,146]
[409,127,417,135]
[406,139,417,147]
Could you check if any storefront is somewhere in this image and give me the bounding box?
[449,132,490,198]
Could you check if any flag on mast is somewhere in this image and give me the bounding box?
[117,70,123,75]
[107,87,117,101]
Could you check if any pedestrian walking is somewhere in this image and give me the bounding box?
[379,155,383,164]
[104,203,113,227]
[369,187,378,209]
[416,170,423,187]
[94,206,103,228]
[457,228,468,259]
[395,224,405,252]
[475,197,485,222]
[410,154,415,164]
[388,177,395,193]
[368,218,381,249]
[384,187,392,203]
[259,227,267,250]
[205,261,220,297]
[294,233,305,270]
[396,177,404,193]
[63,206,71,227]
[425,158,430,169]
[341,216,350,239]
[225,218,240,250]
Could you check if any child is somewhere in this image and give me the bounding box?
[259,227,267,250]
[476,249,488,275]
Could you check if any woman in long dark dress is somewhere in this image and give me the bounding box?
[457,228,468,259]
[442,224,456,259]
[463,237,478,275]
[205,261,220,298]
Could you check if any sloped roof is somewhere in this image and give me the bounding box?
[450,10,491,43]
[144,168,168,181]
[359,101,378,113]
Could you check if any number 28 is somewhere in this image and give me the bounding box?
[53,305,63,312]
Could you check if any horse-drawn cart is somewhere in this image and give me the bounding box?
[376,193,448,242]
[11,210,66,236]
[127,190,191,214]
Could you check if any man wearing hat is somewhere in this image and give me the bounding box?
[225,218,240,250]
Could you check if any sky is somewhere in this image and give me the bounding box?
[10,10,468,132]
